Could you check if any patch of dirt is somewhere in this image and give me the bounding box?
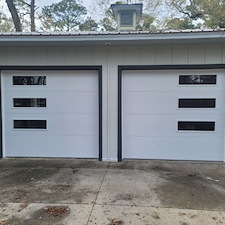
[4,206,70,225]
[1,182,97,204]
[152,212,160,219]
[108,218,124,225]
[6,189,31,202]
[0,167,96,204]
[150,165,175,173]
[109,161,187,173]
[113,194,134,202]
[0,221,8,225]
[42,206,68,218]
[1,168,59,187]
[156,173,225,210]
[0,159,107,169]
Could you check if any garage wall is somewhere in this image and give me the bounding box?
[0,44,224,161]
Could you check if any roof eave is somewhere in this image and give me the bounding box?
[0,31,224,47]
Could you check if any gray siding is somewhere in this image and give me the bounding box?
[1,45,224,66]
[0,44,224,161]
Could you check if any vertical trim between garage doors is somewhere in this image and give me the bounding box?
[118,64,225,162]
[0,66,103,161]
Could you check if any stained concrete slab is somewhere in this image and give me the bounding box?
[96,169,162,207]
[0,158,225,224]
[0,203,92,225]
[0,158,109,169]
[109,160,225,211]
[0,161,107,204]
[88,205,225,225]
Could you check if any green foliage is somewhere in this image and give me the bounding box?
[137,14,155,30]
[201,0,225,28]
[41,0,87,31]
[79,17,98,31]
[167,0,225,29]
[101,17,116,31]
[100,8,116,31]
[0,11,14,32]
[165,18,196,29]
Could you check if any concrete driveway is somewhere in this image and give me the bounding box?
[0,159,225,225]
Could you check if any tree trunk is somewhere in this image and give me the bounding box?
[6,0,22,32]
[30,0,35,31]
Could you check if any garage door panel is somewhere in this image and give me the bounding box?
[123,92,177,114]
[47,92,98,114]
[5,114,98,136]
[46,72,98,91]
[124,114,224,137]
[4,92,98,114]
[5,135,98,158]
[122,69,225,161]
[2,70,99,158]
[123,136,223,161]
[123,72,178,92]
[123,92,223,114]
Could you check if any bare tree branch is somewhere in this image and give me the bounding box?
[6,0,22,31]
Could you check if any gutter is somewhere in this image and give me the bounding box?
[0,30,224,46]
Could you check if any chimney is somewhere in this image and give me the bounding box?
[110,3,143,31]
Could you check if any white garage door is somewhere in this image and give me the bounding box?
[122,70,225,161]
[2,70,99,158]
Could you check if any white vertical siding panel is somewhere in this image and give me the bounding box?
[124,47,140,65]
[17,48,33,65]
[222,45,225,64]
[107,47,124,161]
[189,46,206,64]
[140,47,156,65]
[93,47,107,65]
[173,46,189,64]
[206,45,223,64]
[77,47,93,65]
[33,47,49,65]
[156,47,173,65]
[1,47,18,65]
[94,47,108,160]
[48,48,63,65]
[62,47,78,65]
[0,48,4,65]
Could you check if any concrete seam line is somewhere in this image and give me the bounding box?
[86,163,110,225]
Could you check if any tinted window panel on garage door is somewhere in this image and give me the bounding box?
[14,98,46,107]
[178,99,216,108]
[14,120,47,129]
[178,121,215,131]
[13,76,46,85]
[179,75,217,84]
